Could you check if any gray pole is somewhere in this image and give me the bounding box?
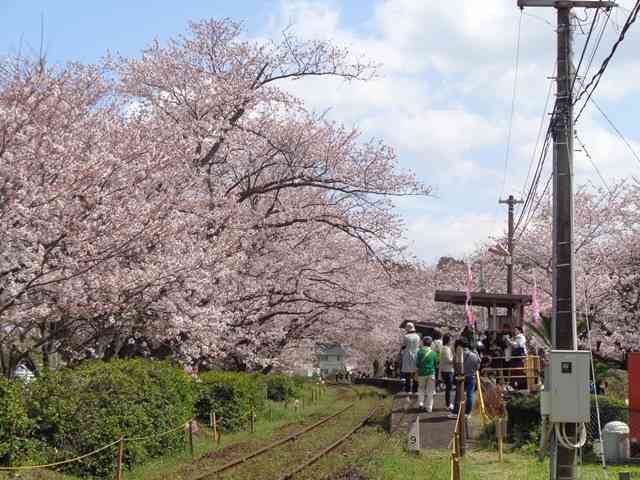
[552,6,577,479]
[515,2,616,479]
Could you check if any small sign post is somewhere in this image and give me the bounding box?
[407,417,420,452]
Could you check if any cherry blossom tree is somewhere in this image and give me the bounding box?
[1,19,432,375]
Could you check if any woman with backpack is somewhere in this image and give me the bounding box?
[416,336,438,412]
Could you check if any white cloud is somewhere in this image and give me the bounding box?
[261,0,640,262]
[404,212,503,262]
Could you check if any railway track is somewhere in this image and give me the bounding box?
[193,400,382,480]
[277,404,380,480]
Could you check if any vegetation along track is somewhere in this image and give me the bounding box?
[194,399,382,480]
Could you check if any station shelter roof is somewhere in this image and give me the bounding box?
[434,290,532,308]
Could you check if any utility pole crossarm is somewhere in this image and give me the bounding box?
[518,0,616,7]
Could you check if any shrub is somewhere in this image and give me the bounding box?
[264,374,303,401]
[505,392,541,445]
[589,396,628,440]
[28,359,195,477]
[505,392,629,447]
[195,372,265,432]
[0,378,41,466]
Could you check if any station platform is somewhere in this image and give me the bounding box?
[390,392,458,449]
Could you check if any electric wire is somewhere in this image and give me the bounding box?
[515,6,606,242]
[584,288,608,477]
[574,0,640,124]
[570,7,601,97]
[514,123,553,236]
[499,9,524,205]
[521,66,555,200]
[581,7,611,87]
[515,171,552,244]
[574,133,612,194]
[588,96,640,167]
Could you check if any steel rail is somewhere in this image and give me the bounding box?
[192,402,355,479]
[278,404,381,480]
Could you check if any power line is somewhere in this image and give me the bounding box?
[516,174,552,243]
[514,123,553,235]
[589,95,640,167]
[570,6,601,96]
[575,133,612,194]
[500,9,524,201]
[516,9,600,241]
[581,7,611,84]
[574,0,640,124]
[522,66,555,199]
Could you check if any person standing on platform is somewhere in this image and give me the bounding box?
[416,336,438,412]
[432,332,443,391]
[449,339,481,419]
[401,322,420,393]
[373,358,380,377]
[460,325,475,348]
[439,334,455,411]
[508,326,528,389]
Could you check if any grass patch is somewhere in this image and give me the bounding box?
[0,384,359,480]
[355,435,640,480]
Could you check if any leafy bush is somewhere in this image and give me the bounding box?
[505,393,541,445]
[505,392,629,447]
[195,371,265,432]
[28,359,195,477]
[0,378,42,466]
[589,396,628,440]
[264,374,303,401]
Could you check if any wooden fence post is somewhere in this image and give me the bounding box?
[497,417,504,462]
[188,420,194,458]
[459,400,466,458]
[214,411,218,445]
[250,403,255,434]
[452,436,461,480]
[116,436,124,480]
[451,417,461,480]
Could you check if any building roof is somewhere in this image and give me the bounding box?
[434,290,532,308]
[318,343,347,356]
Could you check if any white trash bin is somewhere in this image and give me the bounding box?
[602,421,630,463]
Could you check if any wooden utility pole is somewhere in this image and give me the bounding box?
[498,195,523,296]
[517,1,616,479]
[499,194,523,324]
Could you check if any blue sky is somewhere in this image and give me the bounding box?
[3,1,640,262]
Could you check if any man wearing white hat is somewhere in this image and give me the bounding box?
[401,322,421,393]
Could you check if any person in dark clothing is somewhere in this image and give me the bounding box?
[449,339,481,418]
[373,358,380,377]
[439,334,455,411]
[460,325,475,348]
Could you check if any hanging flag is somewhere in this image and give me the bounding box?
[532,276,541,326]
[465,264,476,327]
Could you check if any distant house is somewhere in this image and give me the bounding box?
[14,363,35,383]
[317,344,347,377]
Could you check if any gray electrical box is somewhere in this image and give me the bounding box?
[548,350,591,423]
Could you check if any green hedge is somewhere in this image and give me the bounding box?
[505,393,541,445]
[195,372,266,432]
[0,378,42,466]
[505,392,629,447]
[264,374,303,401]
[28,359,195,477]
